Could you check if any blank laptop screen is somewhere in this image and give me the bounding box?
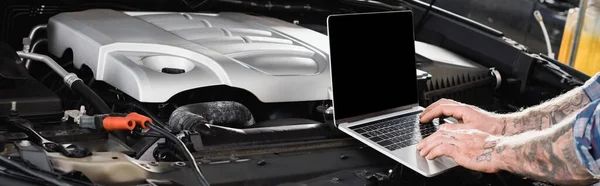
[328,11,419,122]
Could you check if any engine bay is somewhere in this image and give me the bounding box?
[0,0,590,185]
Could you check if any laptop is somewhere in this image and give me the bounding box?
[326,10,458,177]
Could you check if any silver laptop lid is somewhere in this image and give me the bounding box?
[327,10,419,126]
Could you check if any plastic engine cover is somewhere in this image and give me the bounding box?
[47,9,330,103]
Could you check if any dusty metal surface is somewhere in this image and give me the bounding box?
[194,138,359,160]
[48,152,178,185]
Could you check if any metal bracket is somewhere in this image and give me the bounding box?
[62,105,87,123]
[15,140,54,172]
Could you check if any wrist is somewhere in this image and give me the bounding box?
[493,139,514,172]
[492,116,510,136]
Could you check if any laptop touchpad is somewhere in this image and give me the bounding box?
[435,156,457,167]
[396,145,454,173]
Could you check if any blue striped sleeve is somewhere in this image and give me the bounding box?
[583,72,600,101]
[573,72,600,178]
[573,100,600,178]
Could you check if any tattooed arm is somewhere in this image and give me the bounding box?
[496,87,590,135]
[419,87,591,136]
[417,112,597,185]
[420,73,600,136]
[495,113,595,185]
[419,73,600,185]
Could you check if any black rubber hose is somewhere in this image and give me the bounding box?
[169,101,255,132]
[0,156,72,186]
[70,80,110,114]
[147,122,210,186]
[168,101,329,145]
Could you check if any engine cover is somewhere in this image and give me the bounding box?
[47,9,330,103]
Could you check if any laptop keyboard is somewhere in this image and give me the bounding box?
[350,113,438,151]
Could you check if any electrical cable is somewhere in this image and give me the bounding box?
[534,10,555,58]
[120,102,170,131]
[118,102,172,159]
[415,0,438,35]
[146,122,210,186]
[0,156,72,186]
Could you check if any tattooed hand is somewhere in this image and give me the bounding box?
[416,128,505,173]
[422,88,591,136]
[419,99,506,135]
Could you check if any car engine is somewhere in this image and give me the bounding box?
[48,9,330,104]
[0,0,586,185]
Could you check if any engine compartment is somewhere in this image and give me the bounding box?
[0,0,589,185]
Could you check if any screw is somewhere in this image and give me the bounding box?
[340,155,348,160]
[149,162,159,166]
[257,160,266,166]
